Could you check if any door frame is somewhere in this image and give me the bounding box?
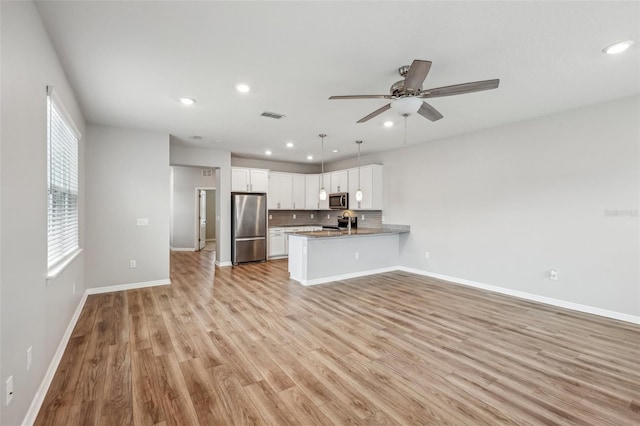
[194,186,216,251]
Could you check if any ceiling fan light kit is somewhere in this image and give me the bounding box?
[329,59,500,123]
[390,97,423,116]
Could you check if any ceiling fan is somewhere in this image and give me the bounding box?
[329,60,500,123]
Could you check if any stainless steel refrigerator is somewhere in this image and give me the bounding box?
[231,192,267,264]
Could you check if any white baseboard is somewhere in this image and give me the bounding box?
[215,260,232,267]
[297,267,398,286]
[86,279,171,295]
[398,267,640,325]
[170,247,196,252]
[22,292,88,426]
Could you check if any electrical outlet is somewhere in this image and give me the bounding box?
[382,215,385,222]
[310,214,314,219]
[6,376,13,406]
[27,347,32,371]
[293,214,297,219]
[130,260,137,269]
[355,252,359,260]
[269,214,273,220]
[362,215,366,220]
[549,269,558,280]
[327,214,330,219]
[425,251,430,259]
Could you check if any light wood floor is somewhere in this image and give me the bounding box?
[36,251,640,425]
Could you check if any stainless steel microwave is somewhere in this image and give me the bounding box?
[329,192,349,210]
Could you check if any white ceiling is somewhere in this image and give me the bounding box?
[36,1,639,164]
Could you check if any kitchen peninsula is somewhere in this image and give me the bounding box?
[288,227,409,285]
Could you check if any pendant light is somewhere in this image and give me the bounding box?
[319,133,327,200]
[355,140,363,202]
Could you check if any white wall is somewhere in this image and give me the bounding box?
[328,97,640,317]
[206,190,216,240]
[170,166,216,249]
[232,156,320,174]
[170,144,232,265]
[0,2,86,424]
[86,125,170,288]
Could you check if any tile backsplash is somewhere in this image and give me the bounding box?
[268,210,382,228]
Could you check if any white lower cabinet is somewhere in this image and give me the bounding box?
[269,226,322,259]
[268,228,287,258]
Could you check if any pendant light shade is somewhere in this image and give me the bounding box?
[319,134,327,200]
[355,140,363,202]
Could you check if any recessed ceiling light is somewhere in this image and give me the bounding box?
[332,149,338,153]
[286,142,294,148]
[236,84,250,93]
[265,150,272,156]
[307,155,313,160]
[383,121,394,127]
[191,135,203,140]
[180,97,196,106]
[603,40,634,54]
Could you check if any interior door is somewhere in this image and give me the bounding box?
[199,190,206,250]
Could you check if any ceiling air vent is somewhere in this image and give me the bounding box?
[202,169,213,177]
[260,111,286,119]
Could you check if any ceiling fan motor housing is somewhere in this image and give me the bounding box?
[391,80,422,97]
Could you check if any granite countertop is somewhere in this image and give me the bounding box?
[268,224,323,229]
[290,228,408,239]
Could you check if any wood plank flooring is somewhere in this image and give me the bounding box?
[35,251,640,425]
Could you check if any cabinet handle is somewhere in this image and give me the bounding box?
[337,185,340,191]
[278,202,280,209]
[293,202,295,209]
[246,184,249,191]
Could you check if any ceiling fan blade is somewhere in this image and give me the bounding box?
[403,60,432,93]
[329,95,392,100]
[356,104,391,123]
[417,102,443,122]
[420,79,500,98]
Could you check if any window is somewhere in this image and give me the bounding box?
[47,87,80,271]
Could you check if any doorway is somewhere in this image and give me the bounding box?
[196,188,216,251]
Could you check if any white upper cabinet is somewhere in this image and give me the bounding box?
[305,174,330,210]
[231,167,269,192]
[348,164,383,210]
[330,170,349,193]
[250,169,269,192]
[268,172,293,210]
[292,174,306,210]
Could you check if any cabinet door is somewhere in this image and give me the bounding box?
[319,173,330,210]
[305,173,330,210]
[292,174,306,210]
[305,174,320,210]
[250,169,269,192]
[268,232,286,257]
[348,165,381,210]
[231,168,250,192]
[330,170,349,193]
[267,173,279,209]
[277,174,293,209]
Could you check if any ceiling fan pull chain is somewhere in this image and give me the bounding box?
[403,114,408,148]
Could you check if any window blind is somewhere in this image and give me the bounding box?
[47,87,80,269]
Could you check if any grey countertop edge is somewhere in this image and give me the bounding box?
[288,229,409,239]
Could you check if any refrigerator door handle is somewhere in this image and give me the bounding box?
[235,237,266,242]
